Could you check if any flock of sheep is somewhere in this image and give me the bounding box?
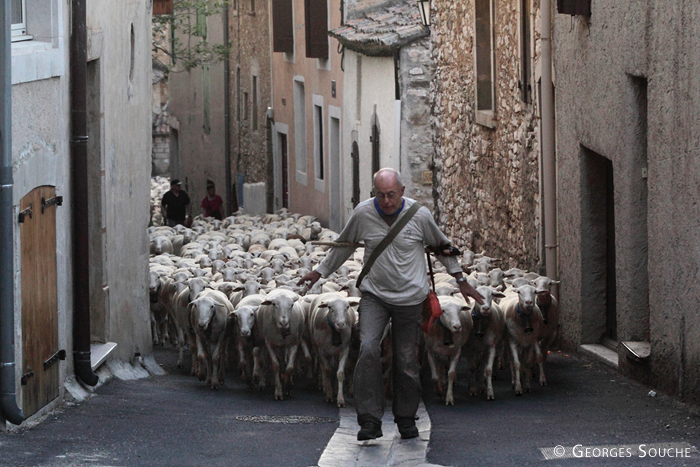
[148,176,560,406]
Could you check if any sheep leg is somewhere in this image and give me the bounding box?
[252,346,266,391]
[265,341,284,400]
[336,344,350,408]
[509,339,523,396]
[283,344,298,397]
[446,347,462,406]
[485,344,497,401]
[318,352,333,403]
[426,349,444,398]
[535,342,547,387]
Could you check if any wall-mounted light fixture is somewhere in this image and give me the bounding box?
[417,0,431,27]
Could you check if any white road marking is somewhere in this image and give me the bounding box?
[317,401,445,467]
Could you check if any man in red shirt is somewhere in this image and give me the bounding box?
[201,180,223,220]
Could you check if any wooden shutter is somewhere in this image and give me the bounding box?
[272,0,294,53]
[305,0,328,59]
[153,0,174,15]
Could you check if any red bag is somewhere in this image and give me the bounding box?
[421,290,443,333]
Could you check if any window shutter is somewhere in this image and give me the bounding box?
[153,0,174,16]
[557,0,591,16]
[272,0,294,53]
[305,0,329,59]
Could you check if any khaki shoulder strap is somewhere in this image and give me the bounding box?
[356,202,422,288]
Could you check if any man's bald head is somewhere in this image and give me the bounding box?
[373,168,405,215]
[373,168,403,192]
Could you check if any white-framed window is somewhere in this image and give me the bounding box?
[293,76,307,184]
[12,0,32,42]
[313,95,324,190]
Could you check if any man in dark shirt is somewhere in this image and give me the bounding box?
[161,179,190,227]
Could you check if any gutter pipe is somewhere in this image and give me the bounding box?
[541,0,559,289]
[70,0,98,387]
[223,2,232,216]
[0,0,24,426]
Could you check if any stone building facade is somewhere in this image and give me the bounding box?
[555,1,700,404]
[330,1,435,229]
[230,1,272,191]
[431,0,543,271]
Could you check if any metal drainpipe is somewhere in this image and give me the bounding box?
[541,0,559,290]
[223,1,232,216]
[0,0,24,426]
[70,0,98,387]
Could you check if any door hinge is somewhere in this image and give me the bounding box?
[42,196,63,213]
[44,349,67,370]
[18,203,32,223]
[21,369,35,385]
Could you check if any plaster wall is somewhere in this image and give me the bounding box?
[5,0,152,425]
[431,0,542,270]
[87,0,153,362]
[341,51,396,222]
[168,12,228,216]
[554,1,700,402]
[271,0,344,226]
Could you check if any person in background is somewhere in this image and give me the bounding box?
[201,180,224,220]
[161,179,191,227]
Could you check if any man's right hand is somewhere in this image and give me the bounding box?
[297,270,321,288]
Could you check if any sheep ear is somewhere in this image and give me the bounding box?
[318,303,329,308]
[261,300,272,306]
[461,306,470,311]
[347,299,360,307]
[493,291,506,298]
[551,280,560,285]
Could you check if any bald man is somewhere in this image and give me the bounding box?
[299,168,483,440]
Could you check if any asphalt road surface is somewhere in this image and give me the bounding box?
[1,346,699,467]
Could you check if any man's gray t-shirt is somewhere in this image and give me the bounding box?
[316,197,461,306]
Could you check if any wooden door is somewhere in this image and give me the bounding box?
[20,186,60,417]
[351,141,360,208]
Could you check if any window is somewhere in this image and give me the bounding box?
[304,0,328,59]
[314,103,324,181]
[243,92,249,121]
[252,76,258,130]
[251,0,256,12]
[272,0,294,53]
[294,79,307,179]
[236,68,241,121]
[196,6,207,38]
[520,0,532,103]
[475,0,495,121]
[11,0,30,41]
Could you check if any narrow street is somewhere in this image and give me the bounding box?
[1,346,698,467]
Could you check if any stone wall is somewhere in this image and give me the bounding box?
[230,3,272,186]
[400,38,435,211]
[430,0,542,271]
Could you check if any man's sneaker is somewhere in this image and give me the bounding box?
[396,417,419,439]
[357,420,383,441]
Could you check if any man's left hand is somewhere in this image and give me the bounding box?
[458,281,484,305]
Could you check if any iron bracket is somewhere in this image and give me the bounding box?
[18,203,32,223]
[41,196,63,213]
[44,349,67,370]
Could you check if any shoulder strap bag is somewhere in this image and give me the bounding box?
[355,201,422,288]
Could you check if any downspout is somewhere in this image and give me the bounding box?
[0,0,24,426]
[541,0,558,289]
[223,1,232,216]
[70,0,98,387]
